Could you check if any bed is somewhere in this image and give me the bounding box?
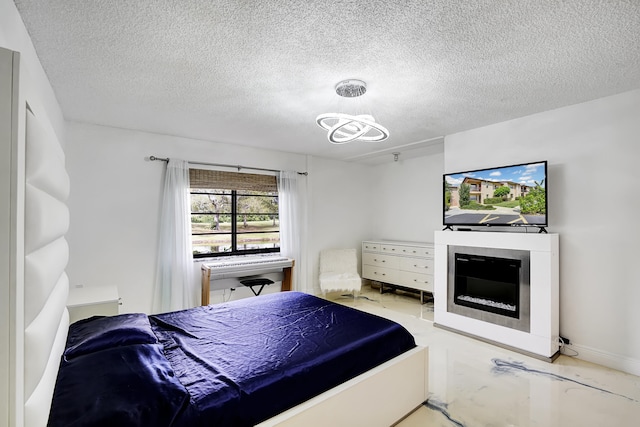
[47,292,426,426]
[4,51,428,427]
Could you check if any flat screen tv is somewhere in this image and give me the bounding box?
[443,160,547,229]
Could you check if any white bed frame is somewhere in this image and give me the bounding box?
[2,47,428,427]
[258,346,428,427]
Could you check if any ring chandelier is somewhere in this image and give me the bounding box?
[316,80,390,144]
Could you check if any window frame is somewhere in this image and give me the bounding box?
[190,188,280,259]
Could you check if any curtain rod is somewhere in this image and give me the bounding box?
[149,156,308,176]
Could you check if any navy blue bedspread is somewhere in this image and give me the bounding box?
[48,292,415,426]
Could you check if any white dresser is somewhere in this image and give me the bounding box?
[361,240,434,303]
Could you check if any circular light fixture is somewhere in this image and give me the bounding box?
[316,79,389,143]
[334,79,367,98]
[316,113,389,144]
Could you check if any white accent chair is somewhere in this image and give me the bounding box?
[319,248,362,298]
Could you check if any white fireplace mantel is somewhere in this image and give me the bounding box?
[434,231,560,360]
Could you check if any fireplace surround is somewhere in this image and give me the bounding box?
[434,231,559,361]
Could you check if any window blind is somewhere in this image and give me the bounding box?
[189,169,277,192]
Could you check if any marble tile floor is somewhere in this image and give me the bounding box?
[325,285,640,427]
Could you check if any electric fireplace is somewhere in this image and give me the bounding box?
[447,245,530,332]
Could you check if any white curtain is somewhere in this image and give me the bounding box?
[278,171,308,292]
[153,159,196,313]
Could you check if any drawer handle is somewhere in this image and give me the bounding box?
[375,272,386,276]
[374,259,385,263]
[413,264,429,269]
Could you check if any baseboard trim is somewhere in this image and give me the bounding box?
[569,343,640,377]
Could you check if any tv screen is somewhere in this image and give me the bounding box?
[443,160,547,228]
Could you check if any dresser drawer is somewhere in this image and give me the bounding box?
[363,252,400,269]
[397,271,434,292]
[363,265,399,283]
[379,243,405,254]
[362,241,381,252]
[400,257,434,274]
[397,245,434,257]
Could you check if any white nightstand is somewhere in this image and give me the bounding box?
[67,285,120,323]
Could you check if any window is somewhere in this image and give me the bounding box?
[189,169,279,258]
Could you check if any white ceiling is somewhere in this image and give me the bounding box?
[13,0,640,164]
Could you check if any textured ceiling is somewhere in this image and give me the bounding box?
[13,0,640,163]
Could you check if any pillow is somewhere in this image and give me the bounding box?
[49,344,190,427]
[64,313,158,359]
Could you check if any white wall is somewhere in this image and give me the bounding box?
[445,89,640,375]
[370,152,444,243]
[305,156,375,293]
[65,122,385,312]
[64,122,310,313]
[0,0,65,144]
